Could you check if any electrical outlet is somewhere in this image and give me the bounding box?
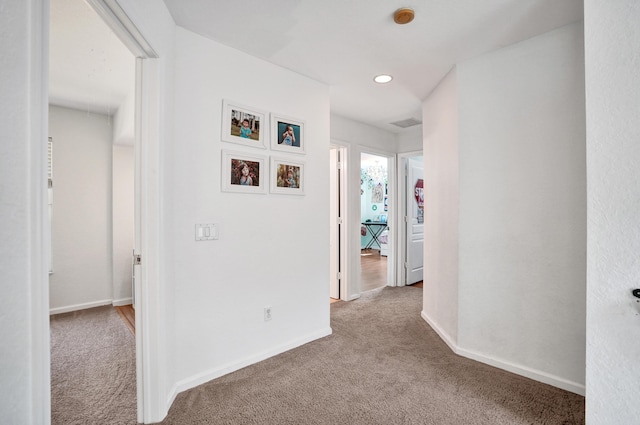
[264,306,272,322]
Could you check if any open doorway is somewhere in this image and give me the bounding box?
[49,0,152,422]
[360,152,390,292]
[49,0,136,311]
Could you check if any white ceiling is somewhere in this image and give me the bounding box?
[49,0,135,115]
[49,0,583,134]
[162,0,583,133]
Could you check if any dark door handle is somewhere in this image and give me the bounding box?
[632,289,640,299]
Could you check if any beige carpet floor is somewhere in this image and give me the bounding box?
[50,306,136,425]
[161,286,584,424]
[50,287,585,424]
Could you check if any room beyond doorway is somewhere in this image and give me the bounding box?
[360,152,389,292]
[360,249,387,292]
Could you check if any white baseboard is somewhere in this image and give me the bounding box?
[456,347,585,396]
[112,297,133,307]
[173,327,333,396]
[49,299,112,315]
[420,311,585,396]
[421,310,457,353]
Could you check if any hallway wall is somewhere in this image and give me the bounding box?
[585,1,640,422]
[48,105,114,313]
[422,22,586,394]
[456,22,586,392]
[421,68,460,345]
[169,27,331,390]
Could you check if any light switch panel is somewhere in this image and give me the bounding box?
[195,223,218,241]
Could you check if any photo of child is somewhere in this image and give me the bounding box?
[277,121,301,147]
[230,109,260,141]
[239,119,252,138]
[276,164,300,189]
[230,158,259,186]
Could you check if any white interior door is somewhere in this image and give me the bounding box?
[406,158,424,284]
[329,148,340,299]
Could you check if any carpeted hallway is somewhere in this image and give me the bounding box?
[50,286,584,424]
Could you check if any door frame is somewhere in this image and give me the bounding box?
[397,150,423,286]
[330,142,350,300]
[359,147,397,289]
[329,145,348,300]
[55,1,162,423]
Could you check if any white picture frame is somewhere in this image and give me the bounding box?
[270,114,305,154]
[270,157,305,195]
[221,100,267,149]
[221,150,267,194]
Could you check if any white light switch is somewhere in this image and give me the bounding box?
[195,224,218,241]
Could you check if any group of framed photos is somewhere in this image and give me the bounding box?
[220,99,305,195]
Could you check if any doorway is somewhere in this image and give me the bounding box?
[49,0,136,418]
[360,152,390,292]
[48,0,159,422]
[398,152,424,286]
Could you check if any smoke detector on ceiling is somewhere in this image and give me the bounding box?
[390,117,422,128]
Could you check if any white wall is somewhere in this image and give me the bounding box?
[331,114,396,151]
[169,27,331,390]
[48,105,113,313]
[585,1,640,423]
[456,23,586,392]
[396,125,423,153]
[421,68,460,346]
[113,92,134,146]
[112,145,134,305]
[0,1,50,423]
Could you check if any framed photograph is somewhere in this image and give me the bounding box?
[270,157,305,195]
[221,150,267,194]
[221,100,267,149]
[271,114,305,154]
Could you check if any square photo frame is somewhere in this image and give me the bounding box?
[221,100,267,149]
[270,157,305,195]
[221,150,267,194]
[271,114,305,154]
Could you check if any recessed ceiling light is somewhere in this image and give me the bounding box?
[374,74,393,84]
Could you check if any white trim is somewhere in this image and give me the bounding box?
[420,311,585,396]
[330,140,351,301]
[83,2,163,422]
[136,56,165,424]
[329,147,340,299]
[112,297,133,306]
[49,299,112,315]
[456,346,585,396]
[421,311,457,352]
[85,0,157,58]
[30,1,51,422]
[173,327,333,395]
